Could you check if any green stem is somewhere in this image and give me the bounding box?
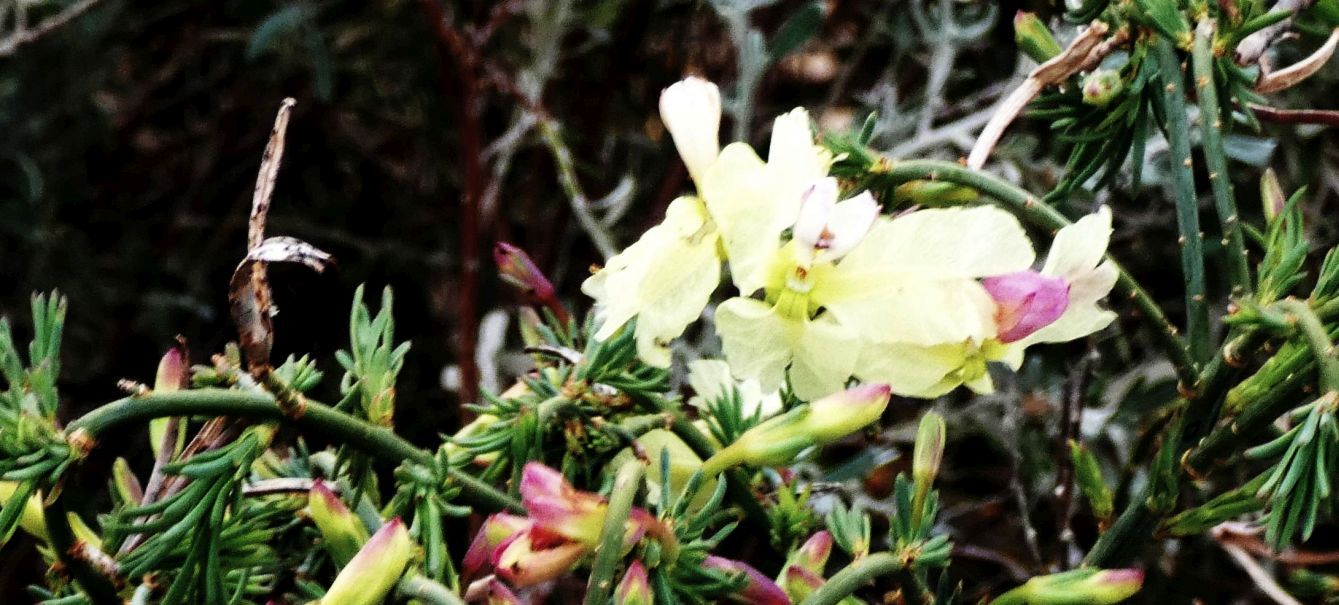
[1193,18,1252,296]
[665,413,771,533]
[43,500,120,605]
[1276,298,1339,392]
[799,552,902,605]
[1154,36,1212,364]
[65,389,522,513]
[397,572,467,605]
[584,459,644,605]
[878,159,1199,387]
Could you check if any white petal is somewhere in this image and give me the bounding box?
[700,144,795,295]
[660,77,722,184]
[1042,206,1112,281]
[792,178,839,251]
[767,108,825,192]
[839,207,1036,279]
[716,298,792,393]
[822,191,881,260]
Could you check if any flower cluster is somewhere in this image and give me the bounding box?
[464,463,666,591]
[584,77,1117,400]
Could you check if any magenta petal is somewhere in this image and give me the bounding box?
[982,270,1070,342]
[705,555,792,605]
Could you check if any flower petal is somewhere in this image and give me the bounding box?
[839,207,1036,279]
[715,297,793,393]
[700,144,795,295]
[1041,206,1112,281]
[660,77,722,184]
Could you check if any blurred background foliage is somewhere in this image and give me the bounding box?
[3,0,1339,601]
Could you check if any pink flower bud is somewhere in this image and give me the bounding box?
[614,560,653,605]
[704,556,791,605]
[495,242,556,301]
[782,566,824,603]
[790,531,832,574]
[982,270,1070,343]
[153,345,187,392]
[804,383,892,443]
[320,518,412,605]
[483,578,525,605]
[308,480,368,567]
[463,513,530,578]
[492,525,589,587]
[520,462,658,548]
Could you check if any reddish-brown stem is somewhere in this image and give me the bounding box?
[421,0,483,411]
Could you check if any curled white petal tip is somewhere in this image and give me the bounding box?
[792,181,880,262]
[660,77,722,183]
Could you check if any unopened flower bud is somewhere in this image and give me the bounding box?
[520,462,659,548]
[1006,568,1144,605]
[150,344,188,459]
[318,518,413,605]
[660,76,722,184]
[493,528,588,587]
[704,556,790,605]
[1081,69,1124,106]
[803,383,892,443]
[495,243,557,302]
[1260,168,1287,223]
[1014,11,1062,63]
[982,270,1070,343]
[701,384,891,475]
[483,578,525,605]
[112,457,144,506]
[614,560,653,605]
[790,530,833,574]
[912,412,946,489]
[308,480,368,567]
[782,566,825,603]
[463,513,529,578]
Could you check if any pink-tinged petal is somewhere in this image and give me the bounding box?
[804,383,892,443]
[792,178,839,250]
[982,270,1070,343]
[614,561,653,605]
[307,480,367,567]
[153,346,187,392]
[321,518,412,605]
[493,529,589,587]
[782,566,825,602]
[484,578,525,605]
[705,556,792,605]
[791,531,832,573]
[464,514,531,578]
[520,462,614,545]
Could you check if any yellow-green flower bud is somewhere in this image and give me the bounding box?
[317,518,412,605]
[0,481,47,543]
[614,561,653,605]
[994,568,1144,605]
[1014,11,1062,63]
[308,480,368,567]
[150,345,188,459]
[701,384,891,475]
[1081,70,1124,107]
[912,412,946,489]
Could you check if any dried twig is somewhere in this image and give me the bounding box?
[967,21,1122,169]
[1250,104,1339,127]
[1236,0,1317,65]
[1214,527,1305,605]
[1257,28,1339,93]
[0,0,102,57]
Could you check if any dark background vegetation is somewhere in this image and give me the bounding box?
[3,0,1339,602]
